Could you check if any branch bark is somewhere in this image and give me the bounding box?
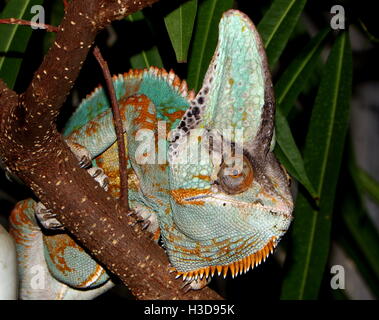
[0,0,222,300]
[92,46,129,211]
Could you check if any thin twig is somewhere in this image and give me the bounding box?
[0,18,59,32]
[93,46,129,211]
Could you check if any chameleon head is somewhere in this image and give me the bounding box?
[164,10,293,279]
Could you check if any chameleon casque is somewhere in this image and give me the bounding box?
[5,10,293,299]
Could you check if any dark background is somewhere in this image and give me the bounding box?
[0,0,378,300]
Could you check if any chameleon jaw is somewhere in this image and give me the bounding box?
[172,236,278,281]
[206,193,293,216]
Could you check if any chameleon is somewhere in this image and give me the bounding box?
[4,10,293,299]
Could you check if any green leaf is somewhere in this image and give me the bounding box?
[352,165,379,204]
[337,227,379,299]
[0,0,43,89]
[127,11,163,69]
[281,32,353,299]
[164,0,197,63]
[342,145,379,297]
[274,108,317,199]
[187,0,233,91]
[275,28,329,117]
[258,0,307,68]
[341,188,379,290]
[273,29,329,199]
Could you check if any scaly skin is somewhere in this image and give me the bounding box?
[7,10,293,299]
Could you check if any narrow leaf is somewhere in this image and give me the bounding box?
[341,188,379,286]
[0,0,43,88]
[273,29,329,198]
[164,0,197,63]
[187,0,233,91]
[275,28,329,117]
[337,228,379,298]
[274,108,317,198]
[281,32,353,299]
[258,0,307,67]
[352,165,379,204]
[342,146,379,297]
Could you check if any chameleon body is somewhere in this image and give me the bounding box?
[6,10,293,299]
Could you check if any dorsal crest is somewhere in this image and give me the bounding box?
[63,67,195,137]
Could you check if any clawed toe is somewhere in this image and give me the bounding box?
[127,211,136,217]
[87,167,109,191]
[132,205,159,235]
[79,155,92,168]
[181,277,211,292]
[66,140,92,169]
[141,220,151,230]
[35,202,64,231]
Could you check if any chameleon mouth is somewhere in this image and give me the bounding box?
[183,192,293,217]
[172,236,278,281]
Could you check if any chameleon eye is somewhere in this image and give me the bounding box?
[218,155,254,194]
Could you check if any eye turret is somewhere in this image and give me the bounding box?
[218,155,254,194]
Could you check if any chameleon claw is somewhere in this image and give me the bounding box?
[49,222,65,230]
[35,202,64,231]
[141,220,151,230]
[181,281,189,289]
[132,205,159,235]
[102,178,109,190]
[40,208,56,219]
[181,281,193,293]
[87,167,109,191]
[131,217,145,227]
[90,168,102,178]
[183,287,192,294]
[180,276,211,292]
[127,211,136,217]
[79,155,91,168]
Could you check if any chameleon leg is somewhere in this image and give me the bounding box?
[34,166,109,230]
[35,140,109,231]
[9,199,114,299]
[18,140,113,296]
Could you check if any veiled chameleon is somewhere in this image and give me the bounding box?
[7,10,293,299]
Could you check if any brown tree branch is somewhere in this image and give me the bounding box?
[0,19,130,211]
[0,0,222,300]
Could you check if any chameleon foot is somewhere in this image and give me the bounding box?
[134,204,159,235]
[66,140,92,168]
[181,277,211,292]
[35,202,64,230]
[87,167,109,191]
[35,167,109,231]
